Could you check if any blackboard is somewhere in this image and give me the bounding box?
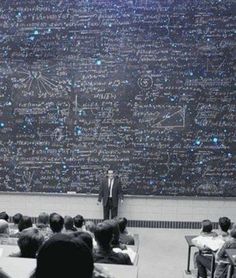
[0,0,235,196]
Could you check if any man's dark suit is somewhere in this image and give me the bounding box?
[98,176,123,220]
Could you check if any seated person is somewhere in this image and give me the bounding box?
[85,221,97,249]
[29,233,94,278]
[105,219,127,250]
[36,212,52,241]
[49,213,64,234]
[63,216,77,233]
[10,227,44,258]
[0,219,18,245]
[10,215,33,238]
[214,224,236,278]
[116,217,135,245]
[0,211,9,222]
[93,221,132,265]
[73,214,85,231]
[195,218,231,278]
[9,213,23,235]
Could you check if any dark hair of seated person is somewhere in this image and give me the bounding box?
[37,212,49,225]
[72,231,93,251]
[13,213,23,225]
[0,211,9,222]
[219,216,231,232]
[64,216,77,232]
[18,216,33,232]
[49,213,64,233]
[201,219,213,233]
[94,222,113,249]
[73,214,85,229]
[116,217,128,233]
[16,227,44,258]
[30,233,94,278]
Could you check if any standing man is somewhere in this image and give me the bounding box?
[97,169,123,220]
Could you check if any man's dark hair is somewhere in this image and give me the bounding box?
[18,216,33,232]
[0,212,9,222]
[72,231,93,251]
[33,233,93,278]
[13,213,23,225]
[202,219,213,233]
[64,216,76,231]
[49,213,64,233]
[94,222,113,247]
[73,215,84,229]
[219,217,231,232]
[18,227,44,258]
[117,217,128,233]
[38,213,49,225]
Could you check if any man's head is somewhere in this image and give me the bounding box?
[94,222,113,248]
[201,219,213,233]
[38,213,49,225]
[73,215,84,229]
[0,212,9,222]
[12,213,23,225]
[35,233,93,278]
[64,216,75,231]
[18,227,44,258]
[116,217,128,233]
[85,221,96,234]
[0,219,9,234]
[18,216,33,232]
[219,217,231,232]
[107,169,115,179]
[49,213,64,233]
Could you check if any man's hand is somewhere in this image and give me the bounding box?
[120,199,124,204]
[97,201,100,206]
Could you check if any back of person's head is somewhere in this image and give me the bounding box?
[49,213,64,233]
[13,213,23,225]
[105,219,120,245]
[34,233,94,278]
[85,221,96,234]
[0,219,9,234]
[37,213,49,225]
[18,227,44,258]
[0,211,9,222]
[117,217,128,233]
[219,217,231,232]
[72,231,93,251]
[202,219,213,233]
[73,214,84,229]
[94,222,113,247]
[64,216,75,230]
[18,216,32,232]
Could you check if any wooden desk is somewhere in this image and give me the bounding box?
[0,257,138,278]
[185,235,216,278]
[95,263,138,278]
[185,235,197,274]
[0,245,20,258]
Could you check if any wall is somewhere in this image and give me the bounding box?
[0,193,235,223]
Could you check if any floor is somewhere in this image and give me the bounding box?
[129,227,199,278]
